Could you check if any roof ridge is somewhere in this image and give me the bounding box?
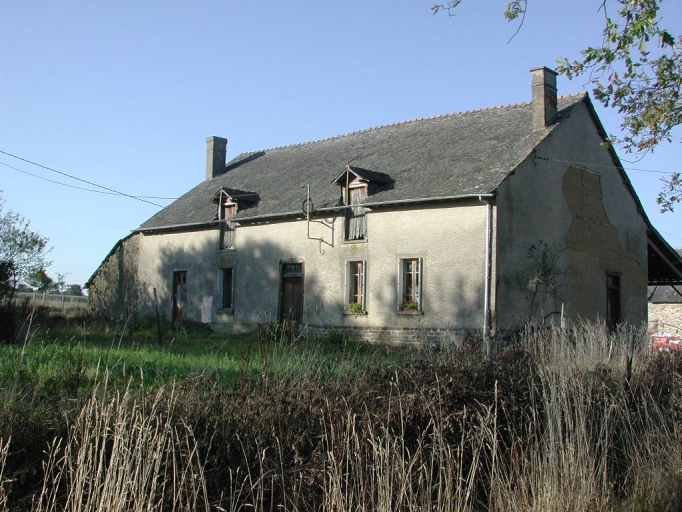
[255,92,587,153]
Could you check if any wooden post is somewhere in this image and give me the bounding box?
[626,332,635,383]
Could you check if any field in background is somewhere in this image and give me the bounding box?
[0,313,680,511]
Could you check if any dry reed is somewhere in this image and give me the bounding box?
[1,321,680,511]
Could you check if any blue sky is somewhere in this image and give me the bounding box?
[2,0,681,288]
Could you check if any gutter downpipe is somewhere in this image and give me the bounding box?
[480,196,494,358]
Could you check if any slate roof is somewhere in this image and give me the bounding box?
[138,94,586,231]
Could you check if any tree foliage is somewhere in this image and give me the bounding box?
[0,193,50,301]
[26,267,54,293]
[433,0,682,211]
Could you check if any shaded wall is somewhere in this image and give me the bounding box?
[495,101,648,330]
[88,234,141,319]
[131,201,490,340]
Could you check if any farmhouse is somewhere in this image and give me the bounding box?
[87,67,682,344]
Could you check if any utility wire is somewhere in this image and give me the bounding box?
[0,149,170,207]
[2,161,121,196]
[534,155,674,175]
[2,161,179,200]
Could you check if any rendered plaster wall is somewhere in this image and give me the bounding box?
[135,228,220,323]
[88,234,141,318]
[495,101,647,330]
[210,201,490,331]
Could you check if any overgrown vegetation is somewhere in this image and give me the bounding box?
[0,312,680,511]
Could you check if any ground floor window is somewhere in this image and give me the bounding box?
[399,258,422,311]
[219,268,234,310]
[345,261,366,312]
[606,272,621,332]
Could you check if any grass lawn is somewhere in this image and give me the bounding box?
[0,317,409,398]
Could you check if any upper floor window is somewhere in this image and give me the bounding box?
[212,188,259,252]
[333,165,393,242]
[219,201,236,250]
[345,183,367,241]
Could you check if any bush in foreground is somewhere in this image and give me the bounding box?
[0,322,680,511]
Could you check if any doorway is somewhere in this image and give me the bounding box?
[172,270,188,323]
[280,262,304,324]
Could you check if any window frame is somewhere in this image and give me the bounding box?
[218,196,237,251]
[398,258,423,312]
[218,267,234,311]
[605,271,621,332]
[343,180,368,241]
[344,260,367,313]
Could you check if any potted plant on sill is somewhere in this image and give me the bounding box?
[400,300,419,312]
[346,302,364,315]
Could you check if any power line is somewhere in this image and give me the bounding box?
[2,161,121,196]
[660,229,682,242]
[0,149,172,207]
[19,208,131,230]
[534,155,674,175]
[2,161,179,200]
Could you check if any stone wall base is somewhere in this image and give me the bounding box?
[304,324,483,348]
[648,304,682,332]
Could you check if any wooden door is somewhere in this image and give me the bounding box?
[280,263,303,323]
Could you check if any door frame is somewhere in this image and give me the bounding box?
[279,260,304,324]
[172,269,188,323]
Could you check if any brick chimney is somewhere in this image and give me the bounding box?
[206,136,227,181]
[530,67,558,130]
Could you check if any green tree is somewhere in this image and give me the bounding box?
[0,193,51,302]
[64,283,85,296]
[433,0,682,210]
[26,267,54,293]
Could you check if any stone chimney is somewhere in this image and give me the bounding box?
[206,136,227,181]
[530,67,558,130]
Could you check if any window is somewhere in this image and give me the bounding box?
[345,261,366,312]
[218,268,234,310]
[219,202,236,250]
[344,183,367,241]
[606,273,621,332]
[399,258,422,311]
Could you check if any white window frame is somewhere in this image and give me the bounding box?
[218,267,234,310]
[344,260,367,311]
[398,258,422,311]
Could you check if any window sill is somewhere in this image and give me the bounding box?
[343,310,367,316]
[216,308,234,314]
[341,238,367,245]
[397,310,424,316]
[218,248,235,253]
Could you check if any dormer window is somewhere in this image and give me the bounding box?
[345,179,368,240]
[212,188,260,251]
[333,165,392,242]
[219,197,236,250]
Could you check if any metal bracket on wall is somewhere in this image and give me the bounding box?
[303,184,335,255]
